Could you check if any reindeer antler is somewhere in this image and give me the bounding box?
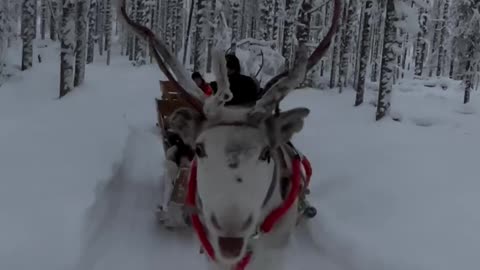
[254,0,342,115]
[116,0,206,115]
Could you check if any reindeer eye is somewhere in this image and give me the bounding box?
[259,147,271,163]
[195,143,207,158]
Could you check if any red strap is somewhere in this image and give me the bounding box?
[260,157,302,233]
[186,160,215,260]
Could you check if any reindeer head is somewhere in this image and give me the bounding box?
[117,0,341,264]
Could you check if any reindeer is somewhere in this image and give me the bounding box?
[117,0,341,269]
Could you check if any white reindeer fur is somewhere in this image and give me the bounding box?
[197,129,299,270]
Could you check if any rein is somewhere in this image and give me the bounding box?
[185,151,312,270]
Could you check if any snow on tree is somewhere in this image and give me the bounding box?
[192,0,207,72]
[74,0,88,87]
[133,0,148,66]
[414,3,427,77]
[40,0,48,40]
[206,0,218,72]
[174,0,184,56]
[376,0,398,121]
[260,0,274,41]
[338,0,356,91]
[96,0,105,55]
[59,0,76,98]
[87,0,97,64]
[449,0,480,104]
[104,0,112,65]
[281,0,297,69]
[50,0,59,41]
[354,0,373,107]
[230,0,241,46]
[436,0,449,77]
[21,0,36,71]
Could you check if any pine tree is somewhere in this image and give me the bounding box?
[281,0,297,69]
[59,0,76,98]
[338,0,356,91]
[40,0,47,40]
[376,0,398,121]
[193,0,207,72]
[50,0,58,41]
[355,0,373,106]
[436,0,449,77]
[74,0,88,87]
[104,0,112,65]
[86,0,97,64]
[21,0,36,71]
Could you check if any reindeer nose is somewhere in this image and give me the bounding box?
[210,213,254,234]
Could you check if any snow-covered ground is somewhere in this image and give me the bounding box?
[1,42,480,270]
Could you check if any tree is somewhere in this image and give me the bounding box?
[192,0,207,72]
[355,0,373,106]
[74,0,88,86]
[21,0,36,71]
[376,0,398,120]
[87,0,97,64]
[104,0,112,65]
[59,0,76,98]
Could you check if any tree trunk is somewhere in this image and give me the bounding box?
[338,0,356,91]
[436,0,449,77]
[104,0,112,65]
[50,0,58,41]
[40,0,47,40]
[206,0,217,72]
[86,0,97,64]
[414,7,427,77]
[281,0,296,69]
[193,0,206,72]
[74,0,88,87]
[21,0,36,71]
[354,0,373,106]
[376,0,397,121]
[59,0,76,98]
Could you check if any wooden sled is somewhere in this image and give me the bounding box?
[155,80,194,229]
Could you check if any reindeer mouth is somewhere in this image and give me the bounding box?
[218,237,245,259]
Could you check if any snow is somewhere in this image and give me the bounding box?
[1,41,480,270]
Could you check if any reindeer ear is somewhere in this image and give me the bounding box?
[265,108,310,146]
[167,107,204,147]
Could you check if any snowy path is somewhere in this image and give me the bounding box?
[72,128,346,270]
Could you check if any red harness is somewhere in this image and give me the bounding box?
[185,154,312,270]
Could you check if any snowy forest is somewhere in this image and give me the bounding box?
[2,1,480,269]
[0,0,478,118]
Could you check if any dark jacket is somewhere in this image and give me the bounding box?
[210,74,259,106]
[225,73,259,106]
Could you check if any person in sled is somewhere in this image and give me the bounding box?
[191,71,213,96]
[210,53,260,106]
